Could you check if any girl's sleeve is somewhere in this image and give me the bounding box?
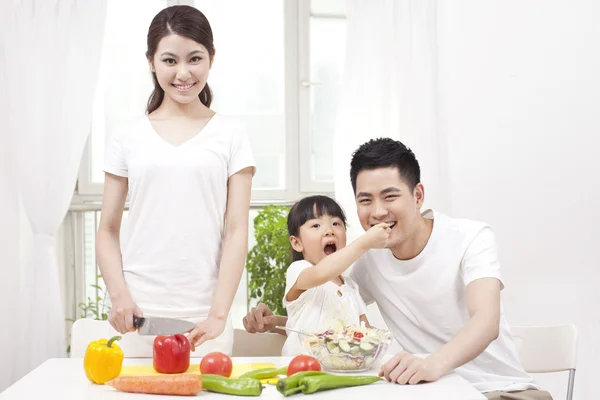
[283,260,318,308]
[228,123,256,177]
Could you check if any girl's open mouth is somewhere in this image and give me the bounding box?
[324,242,337,255]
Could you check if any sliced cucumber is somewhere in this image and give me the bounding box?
[350,345,360,356]
[338,339,351,353]
[359,342,375,355]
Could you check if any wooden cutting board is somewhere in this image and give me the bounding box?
[120,363,281,384]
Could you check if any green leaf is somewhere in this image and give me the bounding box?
[246,205,291,316]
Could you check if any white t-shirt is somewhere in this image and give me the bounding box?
[282,260,367,356]
[349,210,537,393]
[104,114,255,318]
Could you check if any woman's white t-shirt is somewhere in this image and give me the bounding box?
[104,114,255,319]
[281,260,367,356]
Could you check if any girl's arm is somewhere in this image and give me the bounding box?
[188,167,253,348]
[97,172,142,333]
[286,223,390,302]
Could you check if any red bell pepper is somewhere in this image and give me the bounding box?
[153,334,191,374]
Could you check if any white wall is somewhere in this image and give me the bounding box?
[438,1,600,399]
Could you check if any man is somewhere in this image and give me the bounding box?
[243,138,552,400]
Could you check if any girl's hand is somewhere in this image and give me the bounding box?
[185,316,226,351]
[359,222,392,249]
[108,293,143,334]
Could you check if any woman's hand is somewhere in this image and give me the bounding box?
[186,315,227,351]
[108,293,142,334]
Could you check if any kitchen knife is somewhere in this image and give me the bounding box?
[133,316,196,336]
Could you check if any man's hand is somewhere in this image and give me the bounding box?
[379,351,445,385]
[242,303,286,334]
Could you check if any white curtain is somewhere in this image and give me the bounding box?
[333,0,441,241]
[0,59,21,392]
[0,0,107,387]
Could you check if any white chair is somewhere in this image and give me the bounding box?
[511,325,578,400]
[232,329,287,357]
[72,321,288,358]
[70,319,154,358]
[70,319,114,357]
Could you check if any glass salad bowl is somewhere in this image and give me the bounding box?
[300,325,393,372]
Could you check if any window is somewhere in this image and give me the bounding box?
[76,0,347,202]
[68,0,347,330]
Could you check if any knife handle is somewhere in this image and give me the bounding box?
[133,316,145,329]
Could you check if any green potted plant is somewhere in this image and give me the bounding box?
[65,276,110,354]
[246,205,291,316]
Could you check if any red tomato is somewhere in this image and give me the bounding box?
[287,355,321,376]
[200,352,233,377]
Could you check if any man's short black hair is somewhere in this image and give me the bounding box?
[350,138,421,193]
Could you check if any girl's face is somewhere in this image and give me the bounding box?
[149,34,213,107]
[290,214,347,265]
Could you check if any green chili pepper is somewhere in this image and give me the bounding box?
[201,374,263,396]
[239,366,288,380]
[295,375,382,395]
[276,371,328,395]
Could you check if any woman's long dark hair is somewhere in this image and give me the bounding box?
[287,196,348,262]
[145,5,215,114]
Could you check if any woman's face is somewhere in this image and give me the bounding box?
[149,34,212,106]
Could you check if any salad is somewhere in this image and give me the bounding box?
[302,324,392,371]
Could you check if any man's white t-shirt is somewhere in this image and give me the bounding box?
[104,114,255,319]
[282,260,367,356]
[349,210,537,393]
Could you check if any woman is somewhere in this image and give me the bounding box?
[97,5,255,356]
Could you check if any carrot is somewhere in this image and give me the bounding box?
[106,374,202,396]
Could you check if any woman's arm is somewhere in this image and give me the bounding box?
[97,172,142,333]
[209,166,253,320]
[188,167,254,348]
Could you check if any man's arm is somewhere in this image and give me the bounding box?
[428,278,500,371]
[381,278,501,384]
[243,303,288,336]
[381,227,503,384]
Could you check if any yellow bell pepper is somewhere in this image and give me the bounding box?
[84,335,124,384]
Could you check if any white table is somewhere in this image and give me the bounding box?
[0,357,486,399]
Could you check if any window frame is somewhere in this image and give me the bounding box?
[75,0,337,203]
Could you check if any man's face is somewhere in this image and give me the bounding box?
[355,167,424,250]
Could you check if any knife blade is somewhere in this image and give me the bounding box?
[133,316,196,336]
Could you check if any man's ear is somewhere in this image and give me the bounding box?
[414,183,425,208]
[289,236,303,253]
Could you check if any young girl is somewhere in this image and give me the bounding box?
[97,5,255,356]
[282,195,391,356]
